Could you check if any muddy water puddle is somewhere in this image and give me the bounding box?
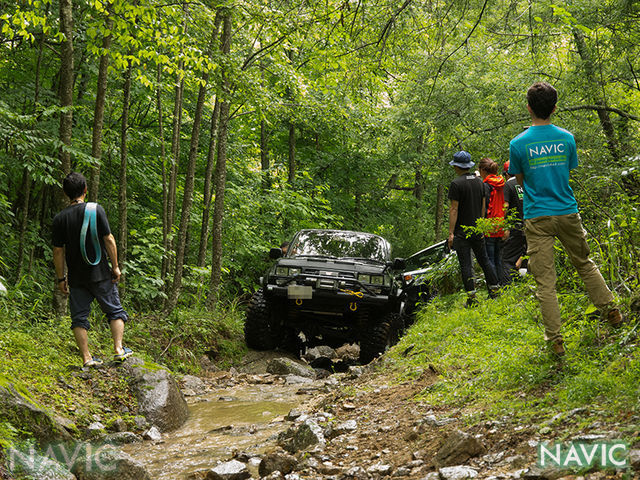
[124,382,315,479]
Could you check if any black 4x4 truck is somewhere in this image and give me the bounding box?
[244,229,406,364]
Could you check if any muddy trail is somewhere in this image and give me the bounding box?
[118,347,634,480]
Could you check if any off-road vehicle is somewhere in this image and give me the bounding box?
[400,240,454,322]
[244,229,405,364]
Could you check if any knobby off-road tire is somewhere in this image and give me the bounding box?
[359,312,404,364]
[244,288,280,350]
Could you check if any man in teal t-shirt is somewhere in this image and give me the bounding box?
[508,82,622,357]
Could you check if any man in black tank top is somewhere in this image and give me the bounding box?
[447,151,500,306]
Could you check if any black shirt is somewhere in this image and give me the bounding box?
[52,203,112,287]
[448,173,485,237]
[504,176,524,227]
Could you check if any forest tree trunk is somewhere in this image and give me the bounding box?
[288,123,296,184]
[261,120,270,190]
[118,64,132,296]
[207,9,232,310]
[165,20,219,313]
[197,98,221,267]
[162,5,188,290]
[573,29,621,163]
[88,13,114,202]
[196,11,223,268]
[55,0,74,316]
[434,184,445,240]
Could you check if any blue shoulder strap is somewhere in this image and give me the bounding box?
[80,202,102,266]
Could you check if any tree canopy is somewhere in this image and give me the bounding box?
[1,0,638,312]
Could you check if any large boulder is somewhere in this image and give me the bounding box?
[0,380,71,443]
[71,446,151,480]
[435,430,486,467]
[277,419,325,453]
[6,447,76,480]
[266,358,315,378]
[259,451,297,476]
[205,460,250,480]
[123,357,188,432]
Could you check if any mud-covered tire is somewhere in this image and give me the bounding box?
[359,312,403,364]
[244,289,280,350]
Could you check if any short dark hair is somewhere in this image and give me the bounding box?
[63,172,87,199]
[527,82,557,120]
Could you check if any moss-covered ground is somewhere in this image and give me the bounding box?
[0,304,246,448]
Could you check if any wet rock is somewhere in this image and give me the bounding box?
[422,415,457,427]
[438,465,478,480]
[0,382,72,443]
[71,447,152,480]
[304,346,337,361]
[520,465,570,479]
[329,419,357,438]
[344,466,368,479]
[262,472,284,480]
[505,454,528,468]
[103,432,143,445]
[278,419,326,453]
[347,366,365,378]
[392,466,411,477]
[142,426,162,441]
[335,344,359,361]
[133,416,148,430]
[181,375,208,395]
[109,418,127,433]
[481,451,505,464]
[435,430,486,467]
[205,460,250,480]
[286,409,304,421]
[630,448,640,469]
[259,451,297,476]
[419,473,439,480]
[86,422,106,438]
[367,463,392,475]
[6,447,77,480]
[267,358,315,378]
[284,375,313,385]
[124,357,188,432]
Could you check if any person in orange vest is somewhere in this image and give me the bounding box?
[478,157,506,285]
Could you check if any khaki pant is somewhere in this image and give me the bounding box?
[525,213,614,343]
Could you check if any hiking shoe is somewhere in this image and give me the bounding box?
[83,357,104,368]
[606,308,624,328]
[550,340,565,357]
[114,347,133,363]
[465,296,479,308]
[488,287,501,299]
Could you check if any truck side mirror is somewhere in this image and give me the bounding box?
[269,247,283,259]
[392,258,406,271]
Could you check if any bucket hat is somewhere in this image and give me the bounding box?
[449,151,474,169]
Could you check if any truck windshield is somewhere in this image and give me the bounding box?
[288,231,390,262]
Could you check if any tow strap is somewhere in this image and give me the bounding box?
[80,202,102,265]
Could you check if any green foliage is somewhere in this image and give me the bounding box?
[386,283,640,421]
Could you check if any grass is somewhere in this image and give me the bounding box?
[0,299,246,445]
[385,279,640,425]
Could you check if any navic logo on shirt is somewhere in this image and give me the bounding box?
[526,140,568,168]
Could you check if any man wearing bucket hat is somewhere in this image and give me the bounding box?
[508,82,623,357]
[448,151,501,307]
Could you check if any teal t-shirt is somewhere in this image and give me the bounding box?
[508,124,578,219]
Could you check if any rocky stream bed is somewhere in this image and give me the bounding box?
[2,346,638,480]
